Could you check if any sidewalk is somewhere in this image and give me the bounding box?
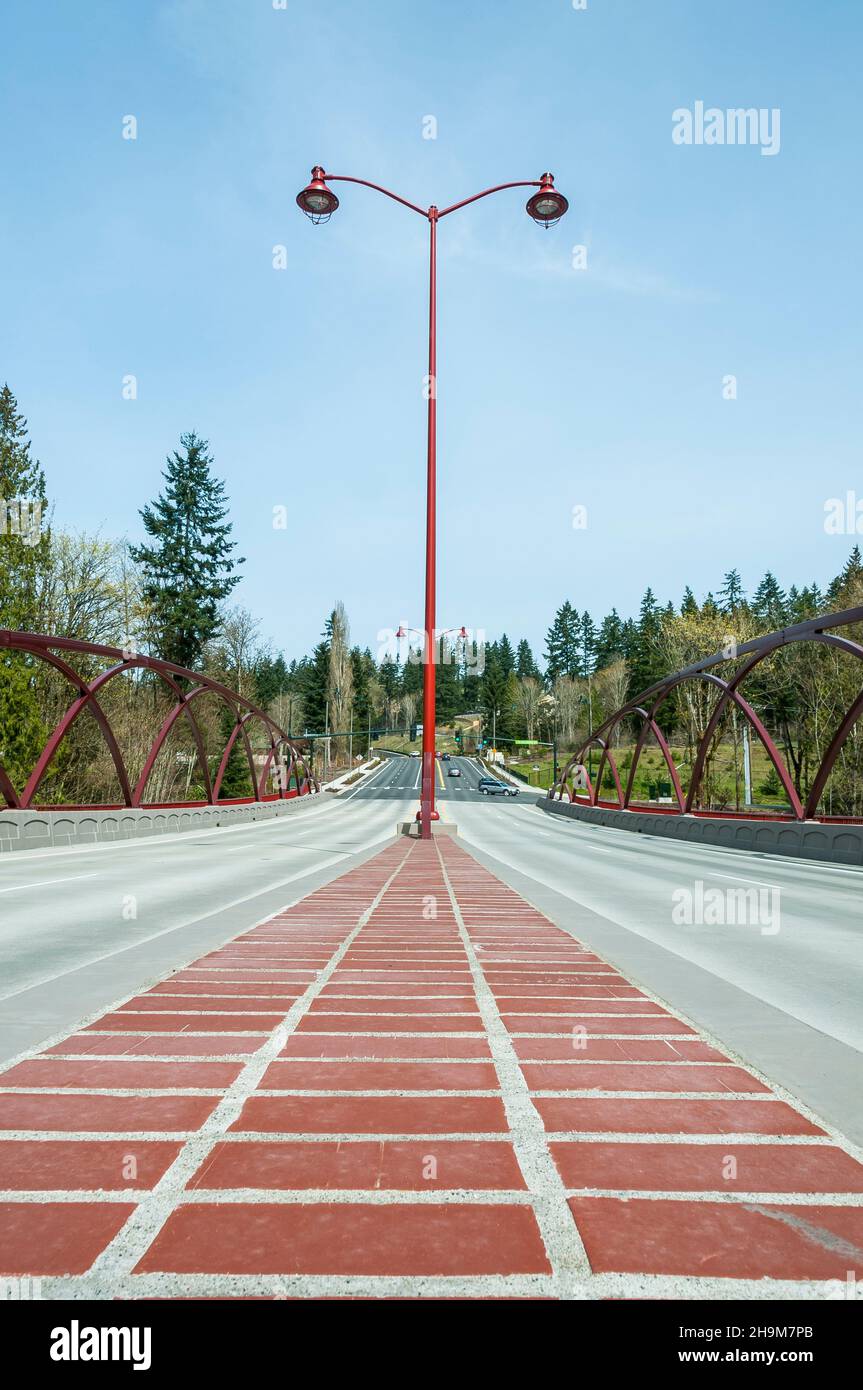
[1,836,861,1299]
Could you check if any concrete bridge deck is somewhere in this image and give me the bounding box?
[1,836,861,1300]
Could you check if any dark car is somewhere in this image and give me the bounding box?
[441,753,451,761]
[477,776,518,797]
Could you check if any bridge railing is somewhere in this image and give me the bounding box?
[550,606,863,822]
[0,630,317,810]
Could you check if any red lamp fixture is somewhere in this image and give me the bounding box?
[525,173,568,228]
[296,167,340,223]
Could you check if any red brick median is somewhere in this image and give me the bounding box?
[1,836,861,1299]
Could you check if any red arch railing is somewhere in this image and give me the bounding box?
[550,607,863,821]
[0,630,317,810]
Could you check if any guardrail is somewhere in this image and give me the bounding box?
[0,630,317,809]
[550,607,863,822]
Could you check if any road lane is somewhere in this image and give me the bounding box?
[0,762,415,1060]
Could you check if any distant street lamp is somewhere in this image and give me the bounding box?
[298,166,569,836]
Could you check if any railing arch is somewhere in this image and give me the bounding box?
[550,607,863,821]
[0,630,318,809]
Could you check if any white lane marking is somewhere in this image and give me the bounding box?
[0,873,100,895]
[708,871,780,889]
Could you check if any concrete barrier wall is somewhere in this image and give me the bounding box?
[537,797,863,867]
[0,794,320,855]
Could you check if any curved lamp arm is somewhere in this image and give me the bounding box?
[438,181,542,219]
[323,174,428,218]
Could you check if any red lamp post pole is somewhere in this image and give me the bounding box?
[297,169,568,840]
[421,208,438,838]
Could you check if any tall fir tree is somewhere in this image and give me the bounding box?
[579,610,598,676]
[0,386,50,797]
[627,588,663,696]
[751,571,788,629]
[498,633,516,678]
[719,569,746,615]
[594,609,625,667]
[827,545,863,606]
[0,384,49,629]
[130,432,243,670]
[544,601,579,684]
[515,638,540,680]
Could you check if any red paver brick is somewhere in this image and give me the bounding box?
[498,999,665,1014]
[0,1059,243,1089]
[88,1014,285,1032]
[189,1139,526,1190]
[44,1034,264,1057]
[536,1097,824,1136]
[319,984,475,998]
[150,981,308,997]
[232,1095,509,1134]
[308,997,480,1015]
[259,1060,498,1091]
[0,1094,219,1133]
[117,996,294,1013]
[569,1196,863,1278]
[135,1203,550,1275]
[512,1037,727,1062]
[0,1202,134,1274]
[521,1063,768,1094]
[297,1014,484,1033]
[551,1141,863,1193]
[0,1140,182,1190]
[279,1036,492,1059]
[503,1015,695,1036]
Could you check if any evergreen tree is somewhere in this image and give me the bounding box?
[436,638,461,723]
[628,588,663,696]
[827,545,863,606]
[130,432,243,670]
[544,601,579,684]
[719,569,746,615]
[299,638,330,733]
[595,609,625,668]
[378,655,400,703]
[216,706,254,799]
[681,586,698,617]
[515,638,540,680]
[0,386,50,797]
[480,654,515,741]
[751,571,788,629]
[579,610,598,676]
[254,653,289,708]
[0,384,49,629]
[498,633,516,678]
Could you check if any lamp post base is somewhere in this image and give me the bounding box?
[400,819,456,838]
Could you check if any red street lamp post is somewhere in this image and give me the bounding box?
[298,167,568,837]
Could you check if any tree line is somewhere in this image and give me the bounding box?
[2,381,862,811]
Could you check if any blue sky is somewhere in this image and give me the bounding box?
[2,0,861,661]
